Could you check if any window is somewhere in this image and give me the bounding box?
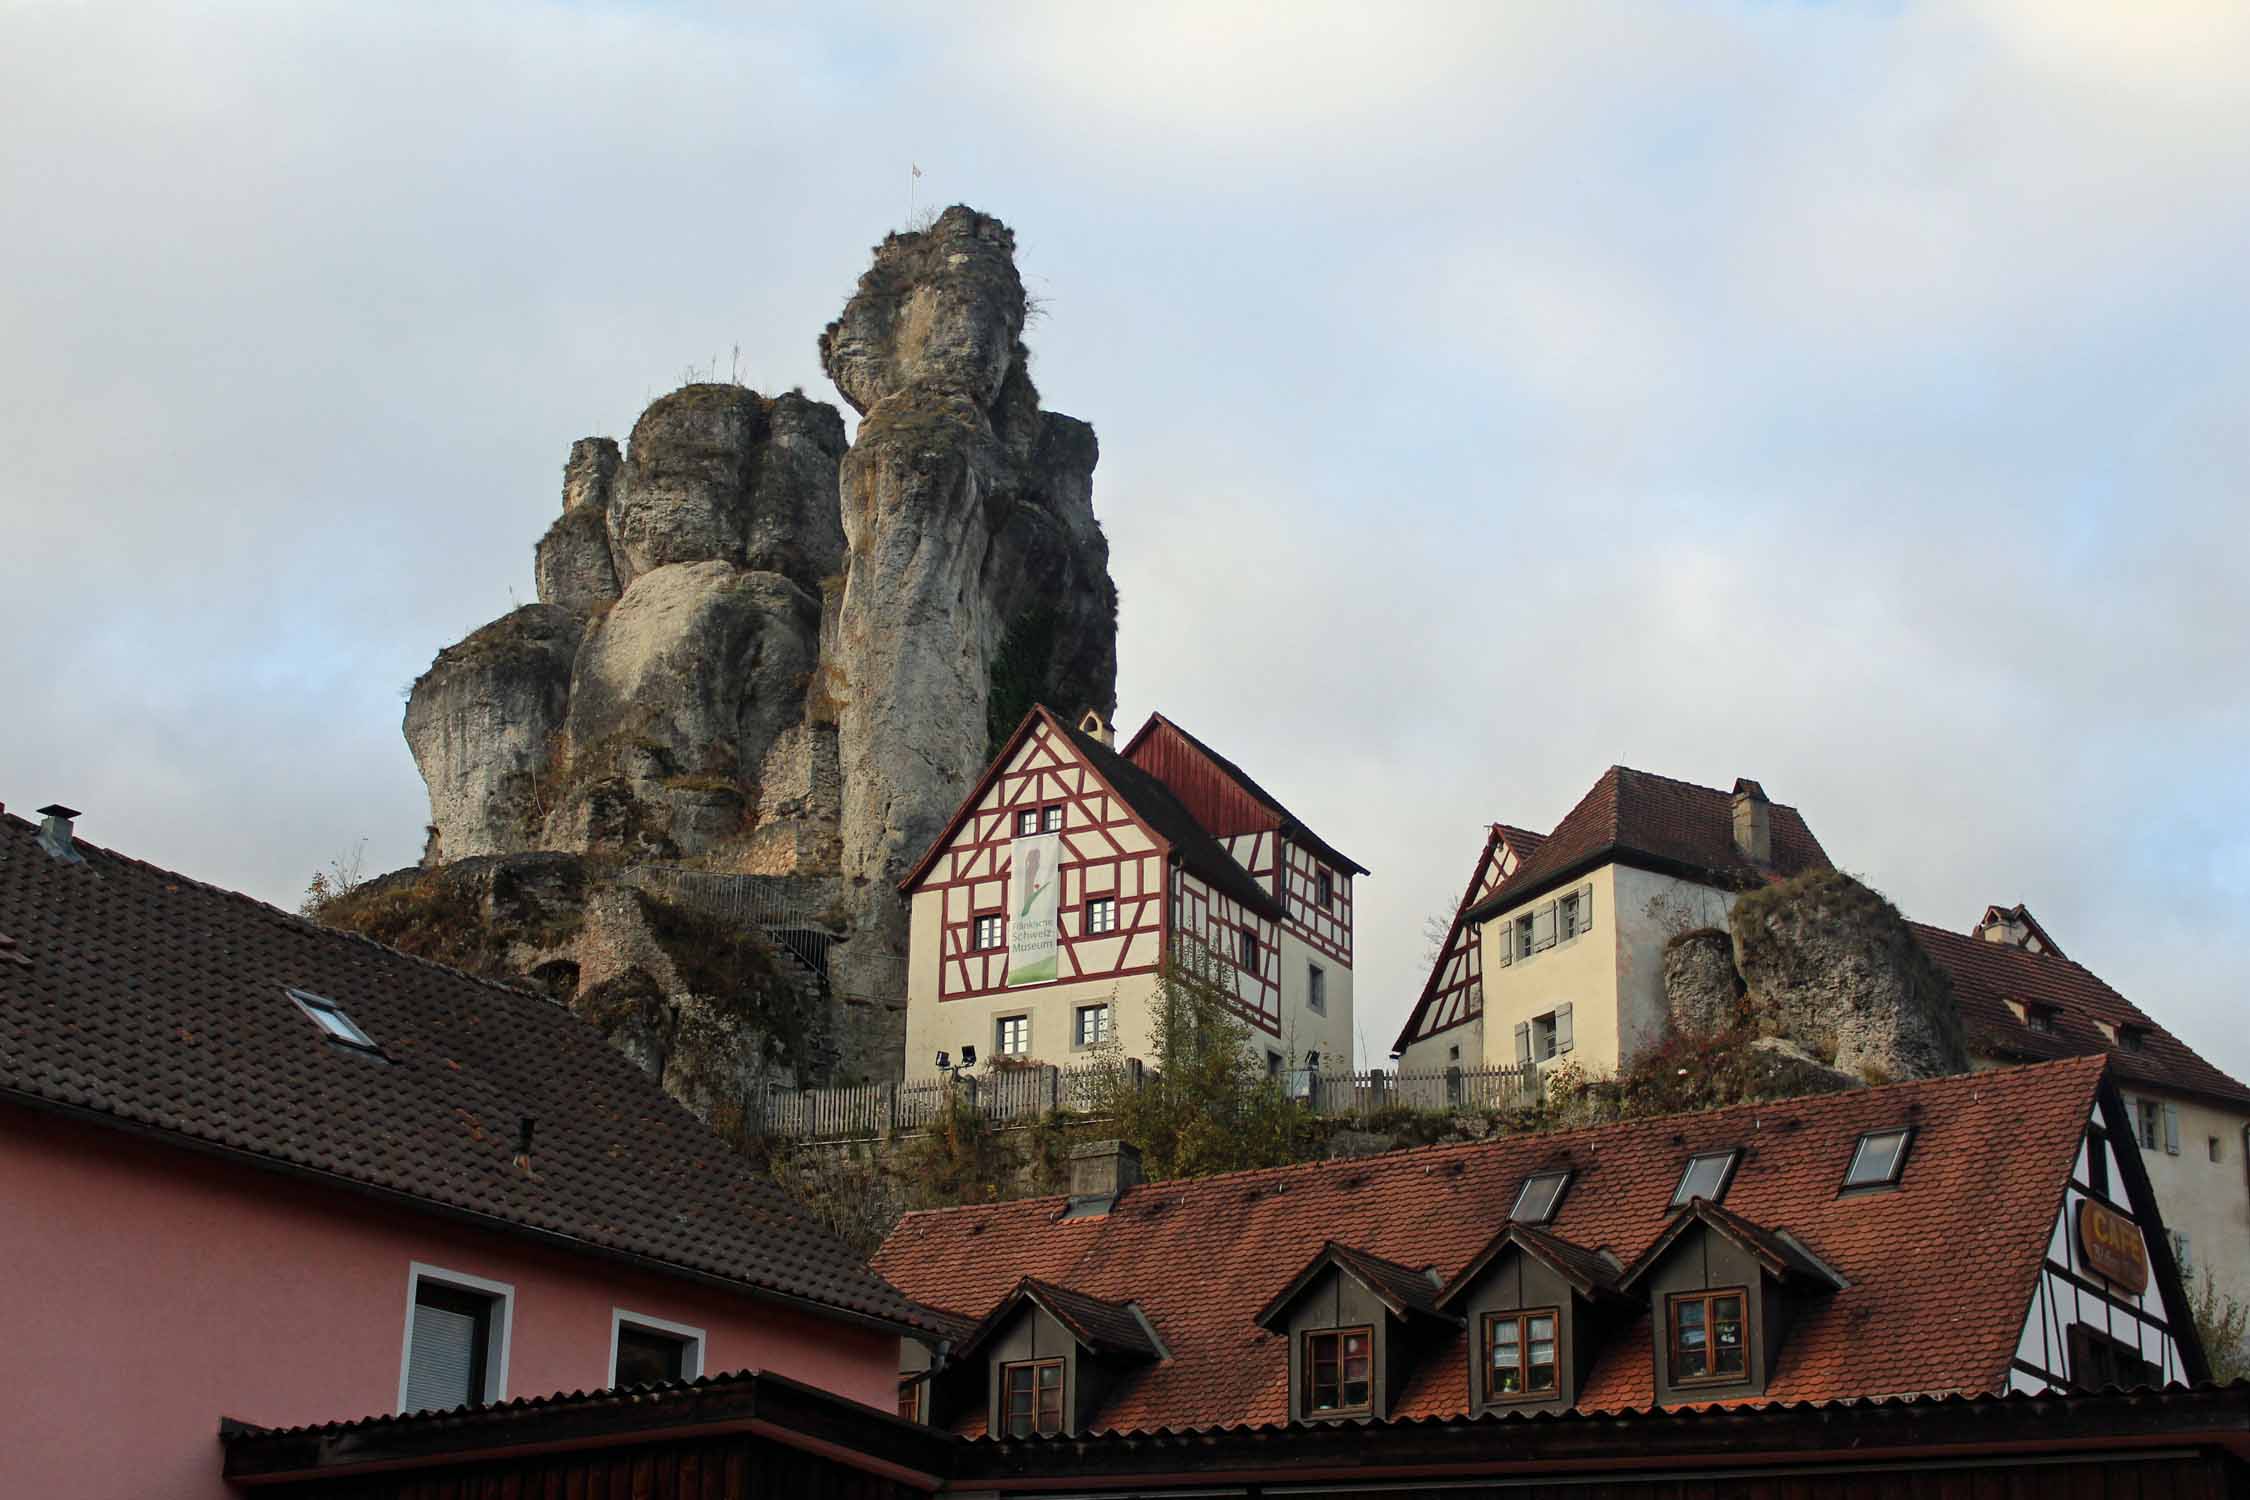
[1267,1050,1285,1077]
[1843,1128,1912,1189]
[610,1310,703,1388]
[1015,809,1039,837]
[1667,1289,1748,1385]
[1483,1310,1559,1401]
[897,1378,924,1423]
[1308,963,1326,1013]
[1042,805,1064,833]
[1074,1003,1111,1050]
[1557,892,1582,940]
[2117,1025,2147,1053]
[1511,1170,1571,1224]
[399,1265,511,1415]
[2069,1322,2158,1392]
[1000,1358,1064,1437]
[2086,1128,2111,1199]
[1514,914,1535,960]
[1316,868,1334,908]
[2135,1098,2179,1155]
[288,987,378,1050]
[1671,1150,1739,1207]
[1518,1006,1574,1066]
[995,1015,1030,1057]
[1304,1327,1373,1415]
[2172,1230,2194,1275]
[2211,1137,2224,1164]
[1241,930,1262,972]
[1084,896,1117,934]
[974,913,1004,950]
[2025,1004,2060,1035]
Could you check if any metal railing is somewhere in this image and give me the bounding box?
[748,1062,1540,1142]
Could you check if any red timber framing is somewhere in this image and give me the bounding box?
[1394,824,1544,1054]
[1173,865,1282,1036]
[1125,714,1361,972]
[909,713,1169,1004]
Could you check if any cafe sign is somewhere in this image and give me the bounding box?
[2077,1198,2149,1295]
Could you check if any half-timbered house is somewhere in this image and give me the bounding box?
[898,706,1363,1079]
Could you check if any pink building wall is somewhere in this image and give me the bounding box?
[0,1106,898,1499]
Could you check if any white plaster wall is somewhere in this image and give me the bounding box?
[1277,927,1354,1069]
[2118,1087,2250,1307]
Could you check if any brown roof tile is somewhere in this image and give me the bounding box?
[0,811,935,1334]
[875,1058,2109,1433]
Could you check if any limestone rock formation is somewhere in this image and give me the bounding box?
[821,207,1118,995]
[1660,869,1971,1086]
[389,205,1118,1110]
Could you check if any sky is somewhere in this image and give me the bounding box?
[3,1,2246,1078]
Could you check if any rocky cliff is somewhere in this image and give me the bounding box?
[371,207,1117,1105]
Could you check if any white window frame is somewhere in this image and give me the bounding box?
[398,1262,514,1414]
[1084,896,1117,935]
[1072,1003,1112,1051]
[608,1307,707,1387]
[1015,808,1039,836]
[996,1013,1031,1057]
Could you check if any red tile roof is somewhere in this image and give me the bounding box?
[1121,713,1368,876]
[0,810,935,1334]
[875,1057,2110,1434]
[1464,768,1831,924]
[1913,921,2250,1108]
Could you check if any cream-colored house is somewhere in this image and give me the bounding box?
[899,706,1364,1081]
[1396,768,2250,1307]
[1394,769,1830,1080]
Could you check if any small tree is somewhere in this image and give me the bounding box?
[299,838,369,918]
[2191,1269,2250,1383]
[1084,941,1317,1180]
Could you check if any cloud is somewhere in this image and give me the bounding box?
[2,0,2244,1086]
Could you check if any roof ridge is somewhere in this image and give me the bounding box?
[1605,764,1809,817]
[0,820,567,1012]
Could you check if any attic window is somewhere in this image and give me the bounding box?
[287,988,377,1050]
[2116,1025,2147,1053]
[2024,1004,2060,1035]
[1670,1150,1739,1208]
[1843,1129,1912,1189]
[1511,1170,1572,1225]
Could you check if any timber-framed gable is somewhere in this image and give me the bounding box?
[1395,825,1542,1054]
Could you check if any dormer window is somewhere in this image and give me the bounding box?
[1304,1327,1372,1415]
[1844,1129,1912,1189]
[2116,1025,2147,1053]
[1666,1288,1749,1385]
[999,1358,1064,1436]
[1482,1309,1559,1400]
[1510,1170,1572,1224]
[2025,1004,2060,1035]
[1671,1150,1739,1207]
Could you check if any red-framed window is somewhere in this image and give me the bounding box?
[1085,896,1117,934]
[1304,1326,1373,1416]
[1000,1358,1064,1437]
[1482,1310,1559,1401]
[1668,1288,1749,1384]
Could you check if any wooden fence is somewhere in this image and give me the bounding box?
[748,1061,1539,1143]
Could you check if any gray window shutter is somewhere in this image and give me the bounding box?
[1532,902,1558,951]
[1514,1021,1532,1067]
[2164,1103,2181,1155]
[1579,882,1594,933]
[404,1300,482,1413]
[1555,1003,1574,1054]
[1492,923,1509,967]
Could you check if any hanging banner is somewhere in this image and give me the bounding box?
[1008,831,1062,986]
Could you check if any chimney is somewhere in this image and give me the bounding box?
[1730,780,1771,866]
[35,804,83,865]
[1063,1139,1142,1217]
[1077,709,1115,747]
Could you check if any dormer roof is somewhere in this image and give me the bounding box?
[954,1277,1164,1363]
[1617,1198,1847,1295]
[1463,767,1831,924]
[1436,1221,1626,1310]
[1255,1240,1451,1331]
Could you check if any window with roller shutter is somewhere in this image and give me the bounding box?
[400,1267,511,1414]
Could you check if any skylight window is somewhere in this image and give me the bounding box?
[287,987,377,1050]
[1511,1170,1572,1225]
[1670,1150,1739,1208]
[1843,1128,1912,1189]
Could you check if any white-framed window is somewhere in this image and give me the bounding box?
[2135,1098,2180,1155]
[1015,808,1038,836]
[974,913,1004,950]
[1514,914,1535,960]
[1316,868,1334,909]
[609,1308,705,1389]
[1042,805,1064,833]
[996,1014,1031,1057]
[1085,897,1117,934]
[1515,1006,1574,1065]
[1308,963,1326,1013]
[398,1264,513,1415]
[1074,1003,1112,1050]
